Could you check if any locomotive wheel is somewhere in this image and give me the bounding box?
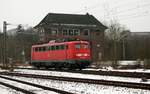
[34,66,40,69]
[65,63,72,70]
[55,63,62,70]
[45,66,49,69]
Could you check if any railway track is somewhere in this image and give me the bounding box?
[16,67,150,79]
[0,81,35,94]
[0,72,150,90]
[0,74,74,94]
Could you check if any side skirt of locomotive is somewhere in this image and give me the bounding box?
[31,60,91,69]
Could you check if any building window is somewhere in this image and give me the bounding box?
[39,28,45,34]
[63,29,68,35]
[84,29,90,36]
[63,29,80,36]
[69,29,74,36]
[47,29,51,34]
[39,37,44,42]
[51,28,58,35]
[74,29,80,36]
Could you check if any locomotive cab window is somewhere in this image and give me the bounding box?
[82,44,89,49]
[35,47,38,52]
[38,47,42,51]
[38,47,46,52]
[60,45,65,50]
[75,44,81,49]
[48,46,51,51]
[75,43,89,49]
[42,46,46,51]
[56,45,59,50]
[51,46,55,50]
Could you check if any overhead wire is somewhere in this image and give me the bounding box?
[73,0,150,18]
[72,0,150,30]
[110,3,150,16]
[102,1,150,21]
[118,11,149,21]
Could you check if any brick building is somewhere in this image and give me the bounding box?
[34,13,107,62]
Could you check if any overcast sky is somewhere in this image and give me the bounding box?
[0,0,150,32]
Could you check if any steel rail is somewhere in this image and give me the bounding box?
[0,81,35,94]
[16,67,150,79]
[0,75,74,94]
[0,72,150,90]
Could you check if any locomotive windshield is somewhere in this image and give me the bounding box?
[75,44,81,49]
[75,43,89,49]
[82,44,89,49]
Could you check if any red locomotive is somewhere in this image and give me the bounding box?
[31,40,91,69]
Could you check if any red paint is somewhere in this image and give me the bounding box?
[31,41,91,62]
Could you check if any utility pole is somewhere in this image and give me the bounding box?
[3,21,7,68]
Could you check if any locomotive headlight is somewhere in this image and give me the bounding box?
[83,53,87,56]
[84,53,90,56]
[76,53,89,57]
[76,53,82,56]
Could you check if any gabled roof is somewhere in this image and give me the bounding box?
[35,13,107,30]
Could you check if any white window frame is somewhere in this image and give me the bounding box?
[62,29,69,36]
[69,29,74,36]
[73,29,80,36]
[51,28,58,35]
[62,29,80,36]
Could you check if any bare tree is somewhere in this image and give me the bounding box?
[5,25,39,65]
[105,20,129,68]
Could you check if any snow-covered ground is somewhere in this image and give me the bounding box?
[2,75,150,94]
[84,67,150,73]
[1,68,150,94]
[0,84,23,94]
[14,65,150,73]
[111,69,150,73]
[0,77,57,94]
[13,69,150,84]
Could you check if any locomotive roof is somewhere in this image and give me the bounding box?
[32,41,89,47]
